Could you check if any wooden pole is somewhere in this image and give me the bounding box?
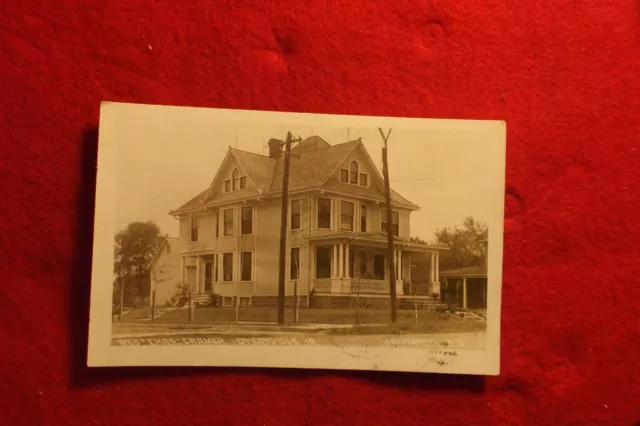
[277,132,293,324]
[151,289,156,322]
[379,128,398,323]
[293,280,298,324]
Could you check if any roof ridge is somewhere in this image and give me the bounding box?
[229,147,273,159]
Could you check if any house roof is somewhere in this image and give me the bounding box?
[171,136,419,214]
[440,264,487,278]
[147,237,179,269]
[306,232,447,252]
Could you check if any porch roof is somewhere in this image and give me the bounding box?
[440,265,487,278]
[305,232,448,252]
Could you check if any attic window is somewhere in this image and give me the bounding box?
[339,160,368,187]
[225,168,247,192]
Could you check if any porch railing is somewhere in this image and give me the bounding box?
[351,280,390,295]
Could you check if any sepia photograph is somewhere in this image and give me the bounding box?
[88,102,505,375]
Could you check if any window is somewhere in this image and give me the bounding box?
[290,247,300,280]
[222,296,234,306]
[315,246,331,279]
[349,161,359,184]
[215,211,219,238]
[340,201,354,231]
[241,206,253,235]
[223,208,234,236]
[360,205,367,232]
[190,216,199,242]
[381,209,400,237]
[213,254,219,282]
[232,168,239,190]
[166,244,171,255]
[239,296,251,306]
[317,198,331,229]
[204,261,213,291]
[290,199,301,230]
[340,160,368,186]
[225,169,247,192]
[358,252,368,276]
[222,253,233,281]
[373,254,385,279]
[240,251,252,281]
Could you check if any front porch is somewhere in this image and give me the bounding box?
[308,232,445,296]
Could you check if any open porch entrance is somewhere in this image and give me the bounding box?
[308,233,444,296]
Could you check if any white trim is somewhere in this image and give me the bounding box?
[189,213,199,242]
[339,199,356,232]
[222,207,235,237]
[315,196,332,230]
[290,198,302,231]
[221,251,234,282]
[222,296,234,307]
[238,296,252,307]
[240,205,254,235]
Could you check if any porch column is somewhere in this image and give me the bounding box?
[430,252,435,282]
[435,252,440,282]
[180,257,185,284]
[462,277,468,310]
[338,243,344,278]
[195,256,201,293]
[398,249,402,280]
[345,243,350,278]
[331,244,337,278]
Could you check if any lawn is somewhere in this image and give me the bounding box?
[130,307,486,334]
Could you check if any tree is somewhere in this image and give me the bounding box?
[113,221,163,306]
[433,217,488,270]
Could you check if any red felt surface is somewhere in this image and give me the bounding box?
[1,0,640,424]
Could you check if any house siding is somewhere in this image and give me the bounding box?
[149,241,181,306]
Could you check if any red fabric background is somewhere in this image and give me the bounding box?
[1,0,639,424]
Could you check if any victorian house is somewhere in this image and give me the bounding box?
[168,135,445,307]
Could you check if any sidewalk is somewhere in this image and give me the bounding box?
[112,321,385,339]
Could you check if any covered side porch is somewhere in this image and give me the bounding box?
[307,233,445,296]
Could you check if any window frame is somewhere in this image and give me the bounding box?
[290,247,301,280]
[190,215,199,242]
[241,206,253,235]
[240,251,253,282]
[360,204,367,232]
[339,160,369,187]
[340,200,355,232]
[316,197,332,230]
[223,208,235,237]
[380,209,400,237]
[222,252,234,282]
[290,199,302,230]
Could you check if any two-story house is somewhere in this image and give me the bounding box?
[168,135,445,308]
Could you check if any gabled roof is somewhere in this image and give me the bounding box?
[147,237,179,269]
[171,136,418,214]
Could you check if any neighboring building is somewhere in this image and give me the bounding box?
[440,265,488,310]
[148,237,182,306]
[169,136,446,307]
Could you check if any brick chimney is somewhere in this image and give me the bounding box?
[268,138,282,159]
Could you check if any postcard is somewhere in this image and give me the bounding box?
[87,102,505,375]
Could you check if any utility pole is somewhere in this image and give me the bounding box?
[277,132,302,324]
[379,127,398,323]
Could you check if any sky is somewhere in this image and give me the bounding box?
[111,104,504,241]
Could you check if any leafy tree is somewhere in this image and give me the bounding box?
[433,217,488,270]
[113,221,163,306]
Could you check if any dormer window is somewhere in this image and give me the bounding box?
[339,160,368,187]
[224,168,247,192]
